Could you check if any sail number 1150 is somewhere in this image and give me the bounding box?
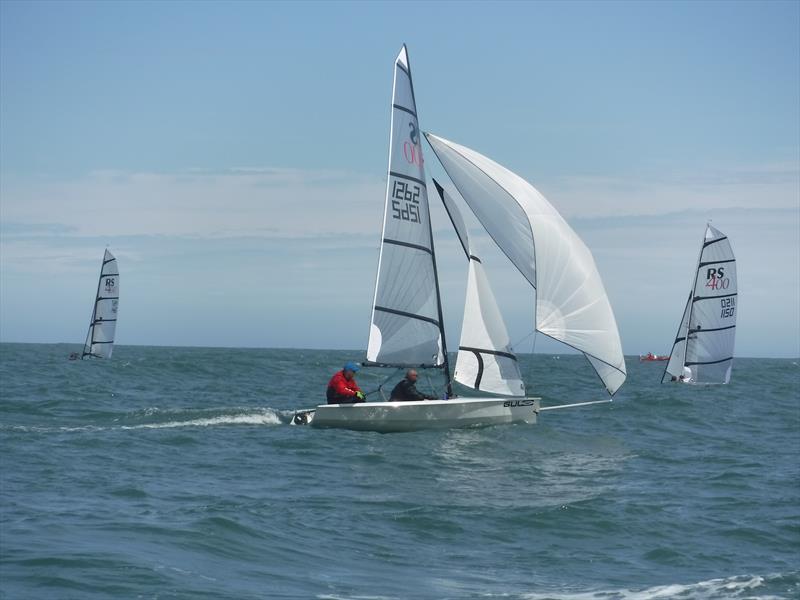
[391,180,421,224]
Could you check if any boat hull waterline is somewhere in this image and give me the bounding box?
[294,397,541,433]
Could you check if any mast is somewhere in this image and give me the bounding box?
[81,257,104,359]
[662,225,707,382]
[405,46,451,397]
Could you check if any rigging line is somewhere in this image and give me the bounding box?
[510,328,537,352]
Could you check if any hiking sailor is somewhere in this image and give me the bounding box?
[326,362,366,404]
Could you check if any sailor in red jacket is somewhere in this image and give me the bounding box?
[326,362,366,404]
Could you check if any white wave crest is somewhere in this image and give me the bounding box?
[520,573,793,600]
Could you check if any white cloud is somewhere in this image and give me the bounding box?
[1,165,798,356]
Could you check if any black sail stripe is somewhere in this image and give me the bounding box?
[393,103,417,118]
[685,357,733,366]
[698,259,736,268]
[389,171,427,187]
[473,351,485,388]
[396,60,410,77]
[459,346,517,361]
[383,238,432,255]
[689,325,736,334]
[693,293,737,302]
[703,236,728,248]
[374,306,440,327]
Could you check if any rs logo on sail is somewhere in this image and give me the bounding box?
[705,267,729,291]
[403,121,423,166]
[104,277,115,293]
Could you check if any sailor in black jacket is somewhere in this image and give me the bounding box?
[389,369,436,402]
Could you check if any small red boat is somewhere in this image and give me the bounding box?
[639,352,669,362]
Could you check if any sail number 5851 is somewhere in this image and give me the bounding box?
[391,180,421,224]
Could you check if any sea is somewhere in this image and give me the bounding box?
[0,343,798,600]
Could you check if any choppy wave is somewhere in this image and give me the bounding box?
[1,345,798,599]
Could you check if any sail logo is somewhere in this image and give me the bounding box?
[705,267,730,291]
[104,277,116,293]
[403,121,423,166]
[503,399,535,408]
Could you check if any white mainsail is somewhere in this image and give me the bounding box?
[366,46,449,374]
[663,225,737,384]
[425,133,626,395]
[82,249,119,359]
[434,179,524,396]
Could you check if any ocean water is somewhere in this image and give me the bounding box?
[0,343,798,600]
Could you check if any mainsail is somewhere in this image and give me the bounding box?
[663,225,737,384]
[434,179,524,396]
[82,249,119,359]
[425,133,626,395]
[366,46,449,381]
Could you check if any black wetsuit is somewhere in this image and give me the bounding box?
[389,378,432,402]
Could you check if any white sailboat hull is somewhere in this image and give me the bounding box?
[305,397,540,433]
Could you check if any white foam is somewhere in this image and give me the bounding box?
[120,410,283,429]
[519,573,790,600]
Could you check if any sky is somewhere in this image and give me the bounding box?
[1,0,798,358]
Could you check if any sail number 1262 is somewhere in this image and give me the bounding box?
[391,180,421,224]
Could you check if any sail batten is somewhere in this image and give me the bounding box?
[663,225,737,384]
[82,249,119,359]
[426,132,626,396]
[366,46,449,378]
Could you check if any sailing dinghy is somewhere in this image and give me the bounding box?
[295,45,625,432]
[81,249,119,359]
[662,225,737,384]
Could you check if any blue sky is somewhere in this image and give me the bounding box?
[1,0,798,357]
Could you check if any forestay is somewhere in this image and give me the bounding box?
[425,133,626,395]
[663,225,737,384]
[83,249,119,359]
[434,179,524,396]
[366,46,447,369]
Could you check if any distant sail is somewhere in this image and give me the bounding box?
[434,179,524,396]
[663,225,737,384]
[82,249,119,359]
[366,46,448,370]
[426,133,626,395]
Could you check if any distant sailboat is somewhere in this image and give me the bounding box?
[662,225,737,384]
[82,249,119,359]
[294,45,626,432]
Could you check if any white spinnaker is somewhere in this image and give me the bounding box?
[663,293,692,382]
[684,225,737,383]
[83,249,119,359]
[426,133,626,395]
[366,46,445,367]
[434,180,524,396]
